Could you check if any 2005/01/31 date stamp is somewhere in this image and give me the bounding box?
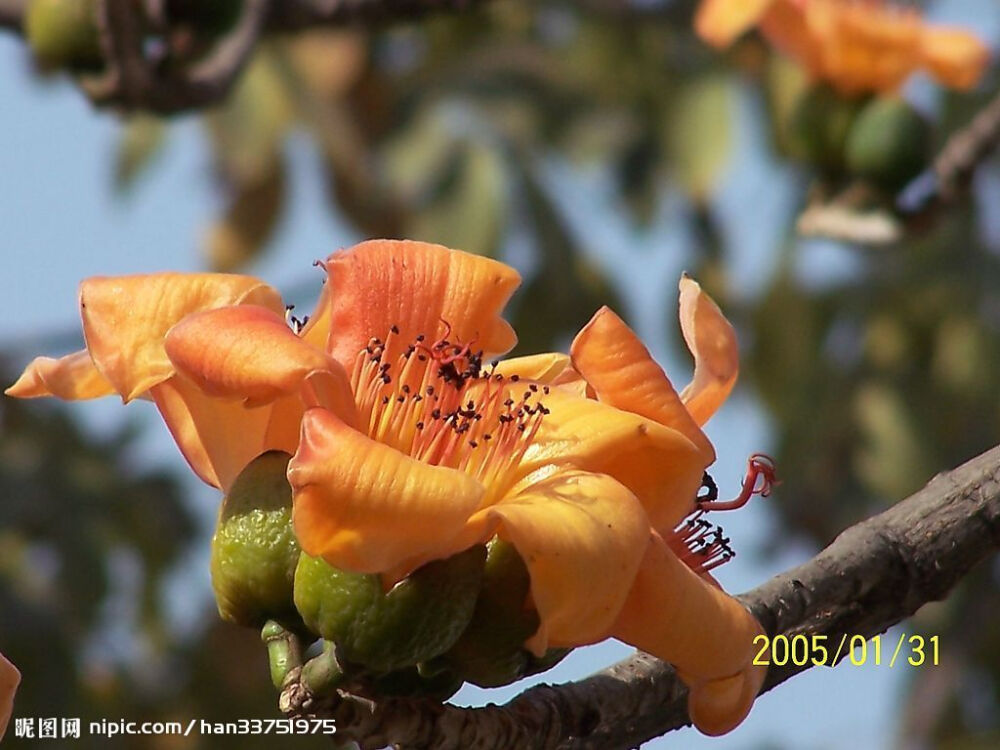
[752,633,940,668]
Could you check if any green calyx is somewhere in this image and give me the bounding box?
[210,451,302,631]
[293,545,486,674]
[26,0,102,71]
[787,85,869,174]
[845,96,930,191]
[442,538,571,687]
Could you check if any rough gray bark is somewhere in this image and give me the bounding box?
[277,443,1000,749]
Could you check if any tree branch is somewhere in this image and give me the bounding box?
[800,85,1000,245]
[0,0,493,113]
[277,443,1000,749]
[0,0,25,30]
[79,0,270,113]
[266,0,491,31]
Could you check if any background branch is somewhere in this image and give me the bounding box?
[278,443,1000,749]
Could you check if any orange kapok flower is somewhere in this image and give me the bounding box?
[6,240,766,735]
[0,652,19,741]
[696,0,990,94]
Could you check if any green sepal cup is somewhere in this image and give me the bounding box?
[293,545,486,674]
[210,451,303,632]
[443,537,571,687]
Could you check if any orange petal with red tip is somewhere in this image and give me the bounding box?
[492,352,570,383]
[610,531,765,735]
[921,27,990,90]
[678,277,739,425]
[472,468,650,655]
[520,389,705,534]
[324,240,520,369]
[151,376,301,490]
[5,350,115,400]
[80,273,284,402]
[0,651,19,742]
[288,407,485,575]
[164,305,351,413]
[571,306,714,463]
[695,0,775,47]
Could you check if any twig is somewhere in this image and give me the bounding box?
[0,0,25,29]
[278,443,1000,749]
[81,0,270,113]
[265,0,491,31]
[900,86,1000,214]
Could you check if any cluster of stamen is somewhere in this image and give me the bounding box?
[349,323,549,493]
[671,454,778,575]
[285,305,310,335]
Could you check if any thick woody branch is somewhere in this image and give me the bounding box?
[278,443,1000,749]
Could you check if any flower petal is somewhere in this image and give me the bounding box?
[520,389,706,534]
[5,350,115,400]
[473,468,649,654]
[288,407,486,575]
[80,273,284,402]
[0,652,18,742]
[610,531,766,736]
[164,305,355,421]
[695,0,775,47]
[571,306,714,463]
[678,276,739,426]
[324,240,520,369]
[151,376,301,490]
[921,27,990,90]
[492,352,570,383]
[299,281,332,352]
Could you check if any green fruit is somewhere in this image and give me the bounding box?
[787,85,868,173]
[210,451,302,630]
[444,538,570,687]
[294,545,486,673]
[846,97,930,191]
[25,0,101,70]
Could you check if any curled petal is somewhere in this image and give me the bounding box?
[0,652,19,742]
[152,377,301,490]
[678,277,739,426]
[610,531,766,736]
[492,353,570,383]
[299,281,332,352]
[571,306,714,463]
[5,350,115,400]
[695,0,776,47]
[521,389,705,534]
[473,469,650,655]
[289,407,486,575]
[80,273,284,402]
[324,240,520,369]
[165,305,354,421]
[921,27,990,90]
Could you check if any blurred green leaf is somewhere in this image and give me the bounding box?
[113,115,168,194]
[664,73,733,202]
